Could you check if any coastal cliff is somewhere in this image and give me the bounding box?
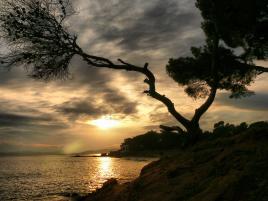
[79,122,268,201]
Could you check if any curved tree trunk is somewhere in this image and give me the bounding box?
[73,43,217,143]
[185,122,203,143]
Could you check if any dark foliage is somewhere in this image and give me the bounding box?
[119,131,186,153]
[167,46,258,99]
[212,121,249,136]
[196,0,268,60]
[164,0,267,136]
[118,121,268,154]
[167,0,267,100]
[0,0,77,79]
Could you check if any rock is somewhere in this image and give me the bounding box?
[83,124,268,201]
[101,178,118,189]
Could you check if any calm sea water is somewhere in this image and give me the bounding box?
[0,155,155,201]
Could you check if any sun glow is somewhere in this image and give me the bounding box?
[88,117,120,129]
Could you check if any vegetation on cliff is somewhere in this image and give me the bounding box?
[110,121,260,157]
[79,121,268,201]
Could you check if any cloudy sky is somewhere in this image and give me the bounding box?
[0,0,267,153]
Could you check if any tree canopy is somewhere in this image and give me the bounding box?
[196,0,268,60]
[165,0,267,138]
[0,0,76,79]
[167,0,268,101]
[167,46,258,99]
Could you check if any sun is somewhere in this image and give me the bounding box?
[88,116,120,129]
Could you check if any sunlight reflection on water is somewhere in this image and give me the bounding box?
[0,155,156,201]
[99,157,112,177]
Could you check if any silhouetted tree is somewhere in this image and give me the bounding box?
[0,0,76,79]
[0,0,267,141]
[213,121,248,136]
[166,0,268,138]
[166,45,259,138]
[197,0,268,62]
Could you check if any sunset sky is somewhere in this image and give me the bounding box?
[0,0,267,154]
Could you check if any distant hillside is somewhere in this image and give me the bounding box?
[78,121,268,201]
[77,148,117,155]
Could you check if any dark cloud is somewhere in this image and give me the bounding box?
[102,88,138,115]
[57,99,105,119]
[68,56,112,87]
[0,113,50,127]
[0,112,69,140]
[57,88,138,120]
[0,111,69,154]
[74,0,204,57]
[216,93,268,111]
[0,99,48,114]
[0,55,112,92]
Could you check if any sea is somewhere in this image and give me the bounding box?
[0,155,156,201]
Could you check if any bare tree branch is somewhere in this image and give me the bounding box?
[74,47,191,129]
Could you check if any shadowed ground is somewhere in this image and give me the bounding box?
[77,122,268,201]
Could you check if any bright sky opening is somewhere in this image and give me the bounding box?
[89,117,121,129]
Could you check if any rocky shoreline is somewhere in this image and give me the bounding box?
[74,122,268,201]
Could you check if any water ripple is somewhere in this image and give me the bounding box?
[0,156,155,201]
